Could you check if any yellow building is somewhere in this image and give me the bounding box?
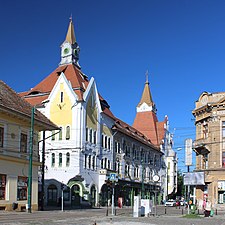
[0,80,58,211]
[19,19,167,208]
[193,91,225,208]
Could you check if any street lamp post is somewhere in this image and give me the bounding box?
[27,107,35,213]
[141,160,145,199]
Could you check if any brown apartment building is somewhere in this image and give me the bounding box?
[192,91,225,208]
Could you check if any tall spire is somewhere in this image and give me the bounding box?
[137,70,154,108]
[66,17,76,44]
[60,18,80,68]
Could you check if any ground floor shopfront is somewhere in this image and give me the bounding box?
[195,170,225,206]
[99,180,162,207]
[40,177,162,209]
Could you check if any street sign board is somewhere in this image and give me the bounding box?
[109,173,117,182]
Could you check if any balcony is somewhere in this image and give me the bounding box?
[193,138,210,154]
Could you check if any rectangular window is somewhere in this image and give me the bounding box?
[203,154,208,169]
[17,176,27,200]
[59,153,62,167]
[222,152,225,168]
[60,92,63,103]
[20,133,27,153]
[223,122,225,149]
[0,174,6,200]
[0,127,3,147]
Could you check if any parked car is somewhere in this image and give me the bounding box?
[165,199,176,207]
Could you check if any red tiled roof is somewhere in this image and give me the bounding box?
[112,118,160,151]
[133,111,166,146]
[19,64,116,119]
[0,80,58,130]
[20,64,89,101]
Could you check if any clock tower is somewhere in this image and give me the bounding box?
[59,18,80,68]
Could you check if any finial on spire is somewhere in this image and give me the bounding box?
[69,14,73,22]
[66,17,76,44]
[145,70,149,84]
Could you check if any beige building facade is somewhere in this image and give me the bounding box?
[0,81,58,211]
[193,91,225,207]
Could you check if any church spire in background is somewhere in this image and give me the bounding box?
[137,70,155,112]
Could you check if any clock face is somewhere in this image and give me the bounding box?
[64,48,69,55]
[153,174,160,182]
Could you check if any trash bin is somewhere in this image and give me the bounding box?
[190,204,196,214]
[12,202,18,210]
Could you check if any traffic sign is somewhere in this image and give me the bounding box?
[109,173,117,181]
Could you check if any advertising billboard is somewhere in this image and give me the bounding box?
[183,172,205,186]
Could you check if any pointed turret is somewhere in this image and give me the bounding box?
[66,18,76,44]
[133,71,159,145]
[136,71,156,113]
[59,18,80,68]
[137,70,154,109]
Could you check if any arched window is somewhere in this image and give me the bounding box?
[104,158,107,169]
[84,154,88,169]
[51,130,55,141]
[86,128,88,142]
[107,160,110,169]
[88,155,91,169]
[101,134,104,147]
[66,152,70,167]
[59,127,62,140]
[101,158,104,169]
[92,156,95,170]
[108,138,111,150]
[51,153,55,167]
[89,129,93,143]
[93,131,97,144]
[104,136,107,148]
[66,126,70,140]
[59,153,62,167]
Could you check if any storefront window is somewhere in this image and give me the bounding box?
[17,176,27,200]
[0,174,6,200]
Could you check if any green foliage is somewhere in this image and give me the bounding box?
[183,214,201,219]
[177,170,185,197]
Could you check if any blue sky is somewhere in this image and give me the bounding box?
[1,0,225,171]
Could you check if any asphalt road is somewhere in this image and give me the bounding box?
[0,205,224,225]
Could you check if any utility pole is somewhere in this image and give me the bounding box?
[40,131,45,211]
[187,165,190,215]
[27,107,35,213]
[111,182,115,216]
[141,160,145,199]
